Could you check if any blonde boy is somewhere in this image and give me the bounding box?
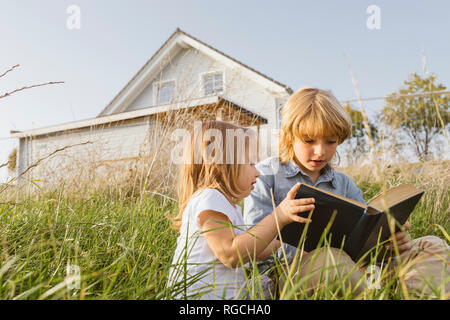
[244,88,449,298]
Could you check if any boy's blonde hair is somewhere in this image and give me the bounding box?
[171,120,255,231]
[278,88,352,163]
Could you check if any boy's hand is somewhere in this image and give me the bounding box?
[274,183,315,226]
[385,221,412,254]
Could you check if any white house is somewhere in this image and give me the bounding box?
[11,29,293,184]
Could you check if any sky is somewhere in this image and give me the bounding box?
[1,0,449,182]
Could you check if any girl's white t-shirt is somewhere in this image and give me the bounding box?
[168,188,248,300]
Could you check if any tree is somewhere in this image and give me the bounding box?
[381,73,449,161]
[7,148,17,173]
[343,103,378,163]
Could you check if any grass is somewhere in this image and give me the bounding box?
[0,161,448,300]
[0,189,178,299]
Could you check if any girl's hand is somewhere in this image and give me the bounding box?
[274,183,315,226]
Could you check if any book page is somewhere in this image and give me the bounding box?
[368,184,422,212]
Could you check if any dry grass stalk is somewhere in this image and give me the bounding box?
[0,64,64,100]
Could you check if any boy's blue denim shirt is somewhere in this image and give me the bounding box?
[243,156,366,273]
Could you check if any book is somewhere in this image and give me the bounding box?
[279,183,424,262]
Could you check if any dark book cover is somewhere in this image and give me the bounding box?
[354,191,424,262]
[278,184,423,263]
[278,184,374,260]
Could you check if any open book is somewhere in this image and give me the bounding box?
[279,183,424,262]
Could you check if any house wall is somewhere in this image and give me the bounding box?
[16,103,274,186]
[17,136,32,177]
[127,47,289,130]
[18,117,153,183]
[16,44,292,186]
[126,47,290,157]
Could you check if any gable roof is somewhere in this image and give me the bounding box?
[97,28,293,117]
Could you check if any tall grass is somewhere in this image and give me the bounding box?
[0,160,448,300]
[0,188,178,299]
[340,160,449,240]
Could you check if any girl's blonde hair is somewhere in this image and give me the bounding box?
[171,120,255,231]
[278,88,352,163]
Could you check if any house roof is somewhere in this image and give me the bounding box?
[176,29,293,94]
[97,28,293,117]
[11,96,267,138]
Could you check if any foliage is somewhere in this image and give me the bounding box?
[381,73,449,161]
[343,103,378,162]
[0,160,448,300]
[7,148,17,173]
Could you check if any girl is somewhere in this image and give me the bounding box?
[167,120,315,300]
[244,87,449,298]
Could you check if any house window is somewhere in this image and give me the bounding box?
[203,72,223,96]
[155,81,175,105]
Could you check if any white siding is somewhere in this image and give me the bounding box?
[18,136,32,177]
[20,117,152,183]
[126,48,290,132]
[124,47,290,160]
[16,43,292,184]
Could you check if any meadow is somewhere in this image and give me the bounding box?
[0,160,448,300]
